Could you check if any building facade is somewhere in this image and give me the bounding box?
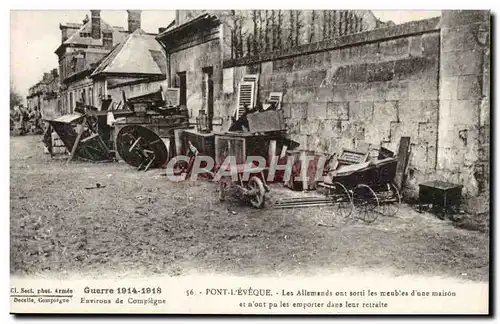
[26,68,60,120]
[55,10,140,113]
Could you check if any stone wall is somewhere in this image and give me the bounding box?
[223,18,442,198]
[162,11,491,204]
[437,10,490,209]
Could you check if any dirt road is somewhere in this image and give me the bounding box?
[10,135,489,281]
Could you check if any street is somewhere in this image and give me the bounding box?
[10,135,489,282]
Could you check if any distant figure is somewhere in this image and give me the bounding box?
[42,124,53,157]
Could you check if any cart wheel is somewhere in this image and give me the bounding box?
[353,184,380,223]
[248,176,266,209]
[378,182,401,217]
[321,182,354,226]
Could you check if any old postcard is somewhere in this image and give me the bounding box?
[9,9,491,315]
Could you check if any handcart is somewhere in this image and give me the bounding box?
[320,158,401,223]
[217,163,270,209]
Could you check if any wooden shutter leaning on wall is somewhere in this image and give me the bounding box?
[235,81,255,120]
[241,74,259,105]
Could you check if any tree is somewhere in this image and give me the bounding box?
[10,81,23,110]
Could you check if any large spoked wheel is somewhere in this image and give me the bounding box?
[116,125,169,170]
[248,176,266,209]
[377,182,401,217]
[353,184,380,223]
[321,182,354,226]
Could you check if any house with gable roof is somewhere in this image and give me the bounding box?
[55,10,143,113]
[89,28,168,109]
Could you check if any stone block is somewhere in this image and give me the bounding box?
[449,100,480,125]
[457,74,482,99]
[367,61,395,82]
[281,89,293,104]
[409,100,439,124]
[261,61,273,75]
[331,64,368,84]
[330,49,341,64]
[349,101,374,123]
[349,46,362,61]
[290,87,316,103]
[343,121,366,141]
[292,69,328,88]
[417,122,438,144]
[338,48,354,63]
[411,143,435,172]
[440,77,459,100]
[326,102,350,120]
[290,102,308,120]
[441,50,483,77]
[273,58,295,73]
[359,82,388,102]
[373,101,399,122]
[389,121,403,144]
[300,119,319,135]
[463,23,489,51]
[386,80,409,101]
[409,36,423,57]
[409,77,438,100]
[316,87,334,102]
[441,27,465,52]
[308,101,328,120]
[379,38,410,59]
[332,83,360,102]
[359,43,380,62]
[281,103,292,118]
[321,119,342,139]
[441,10,489,28]
[421,33,440,56]
[394,56,438,80]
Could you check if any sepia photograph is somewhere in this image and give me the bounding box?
[9,7,491,315]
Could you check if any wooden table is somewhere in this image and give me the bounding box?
[214,131,286,169]
[419,180,463,218]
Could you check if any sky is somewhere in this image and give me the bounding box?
[10,10,441,102]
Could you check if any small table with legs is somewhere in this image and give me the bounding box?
[418,180,463,218]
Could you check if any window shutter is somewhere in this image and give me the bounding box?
[268,92,283,110]
[235,81,255,119]
[241,74,259,104]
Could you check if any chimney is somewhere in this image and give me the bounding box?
[127,10,142,33]
[90,10,101,39]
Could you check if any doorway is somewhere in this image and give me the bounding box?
[177,71,187,107]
